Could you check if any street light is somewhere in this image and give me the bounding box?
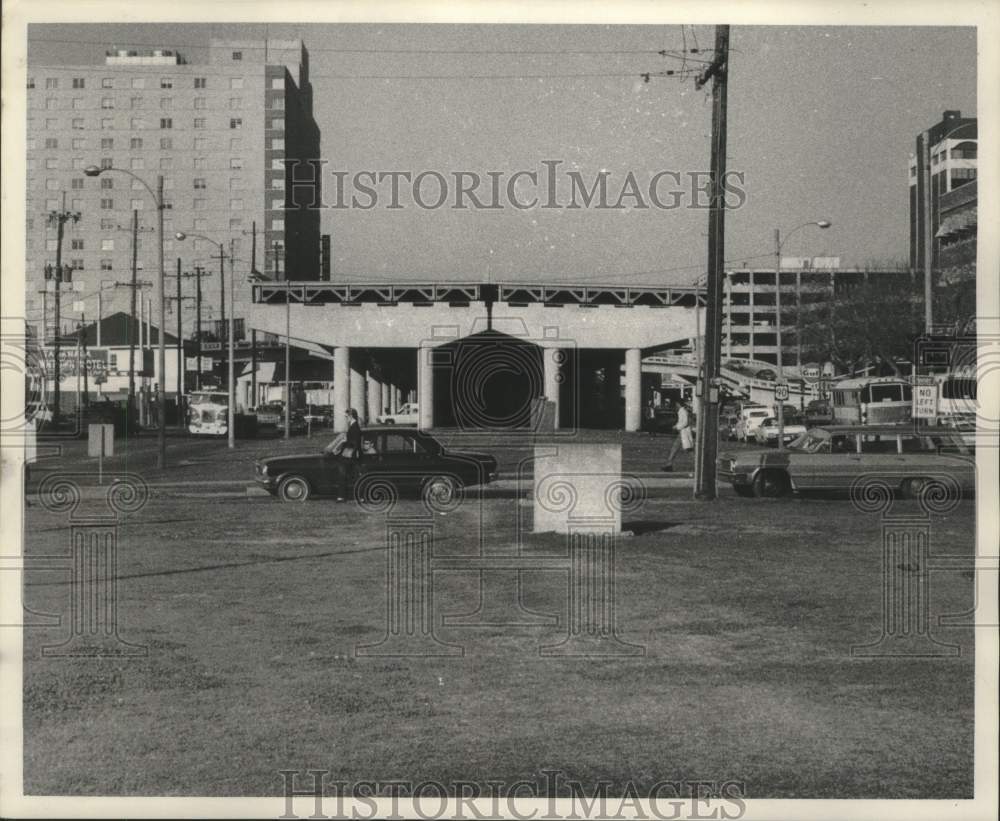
[84,165,166,468]
[773,219,832,449]
[175,232,237,450]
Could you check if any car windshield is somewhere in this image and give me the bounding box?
[323,433,346,454]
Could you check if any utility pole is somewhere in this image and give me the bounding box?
[46,192,81,424]
[166,262,197,426]
[694,25,730,501]
[195,266,204,390]
[218,243,226,334]
[920,130,934,332]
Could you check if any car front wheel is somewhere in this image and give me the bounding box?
[752,470,789,499]
[277,475,312,502]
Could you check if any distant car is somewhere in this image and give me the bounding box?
[303,406,334,428]
[377,402,419,425]
[720,411,740,441]
[254,425,498,503]
[753,416,808,446]
[735,406,770,441]
[719,424,975,498]
[805,399,833,426]
[254,402,286,427]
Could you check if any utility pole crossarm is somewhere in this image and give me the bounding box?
[694,46,727,90]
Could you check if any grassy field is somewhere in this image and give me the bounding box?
[21,481,975,798]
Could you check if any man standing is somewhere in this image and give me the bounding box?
[337,407,363,501]
[661,399,694,472]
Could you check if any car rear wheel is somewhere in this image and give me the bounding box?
[900,477,931,500]
[734,485,755,498]
[423,475,461,508]
[752,470,789,499]
[277,475,311,502]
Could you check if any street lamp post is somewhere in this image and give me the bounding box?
[773,220,832,450]
[84,166,166,467]
[175,232,236,449]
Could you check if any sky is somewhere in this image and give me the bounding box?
[27,23,977,286]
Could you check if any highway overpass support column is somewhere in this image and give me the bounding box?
[544,347,563,431]
[418,344,434,430]
[625,348,642,432]
[350,358,367,424]
[333,346,350,432]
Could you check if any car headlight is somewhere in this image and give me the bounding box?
[258,463,268,476]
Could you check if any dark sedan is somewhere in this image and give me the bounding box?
[254,426,498,503]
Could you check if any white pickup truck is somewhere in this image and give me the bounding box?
[376,402,419,425]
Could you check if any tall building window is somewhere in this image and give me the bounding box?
[45,199,59,210]
[194,97,207,109]
[100,259,113,271]
[130,137,143,149]
[272,96,285,109]
[231,78,244,90]
[131,199,144,210]
[228,97,242,109]
[100,198,114,209]
[271,79,284,90]
[230,177,245,189]
[45,78,58,89]
[101,118,113,129]
[100,157,113,169]
[45,178,59,190]
[230,199,244,210]
[45,118,58,129]
[130,118,145,130]
[131,78,145,89]
[271,138,284,150]
[72,158,84,169]
[160,157,173,169]
[194,137,207,150]
[72,118,84,129]
[160,137,173,149]
[100,218,114,229]
[71,179,84,190]
[230,218,243,230]
[160,97,172,109]
[70,258,85,270]
[193,117,206,129]
[160,77,173,89]
[101,97,114,109]
[101,178,114,189]
[45,98,57,109]
[44,137,58,149]
[101,239,115,251]
[230,118,242,129]
[230,157,244,169]
[194,157,207,169]
[72,138,85,149]
[230,138,242,151]
[27,77,35,89]
[71,238,85,249]
[72,98,85,109]
[270,118,285,130]
[72,77,85,88]
[130,158,144,170]
[101,137,114,149]
[271,219,285,231]
[194,77,207,88]
[193,198,206,210]
[160,118,173,129]
[130,97,143,109]
[231,51,242,61]
[45,158,58,169]
[193,178,206,189]
[194,218,208,230]
[101,77,114,88]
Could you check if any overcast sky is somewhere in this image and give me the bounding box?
[28,23,977,285]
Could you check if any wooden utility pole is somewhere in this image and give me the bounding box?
[694,25,730,501]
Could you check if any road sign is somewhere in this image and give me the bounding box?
[774,383,789,401]
[88,423,114,457]
[912,379,938,419]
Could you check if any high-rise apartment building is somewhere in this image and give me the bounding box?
[25,38,321,341]
[908,110,977,271]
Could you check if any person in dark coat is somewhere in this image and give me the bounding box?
[337,408,363,501]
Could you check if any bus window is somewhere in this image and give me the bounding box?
[942,378,977,400]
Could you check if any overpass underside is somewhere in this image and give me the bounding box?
[248,282,702,433]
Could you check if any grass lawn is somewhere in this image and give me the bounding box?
[22,486,975,797]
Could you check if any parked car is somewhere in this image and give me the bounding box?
[303,405,335,428]
[752,415,808,446]
[719,424,975,498]
[735,405,770,442]
[377,402,419,425]
[254,425,498,503]
[720,411,740,441]
[254,402,286,427]
[805,398,833,426]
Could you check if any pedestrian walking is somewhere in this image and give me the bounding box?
[661,399,695,472]
[336,407,363,501]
